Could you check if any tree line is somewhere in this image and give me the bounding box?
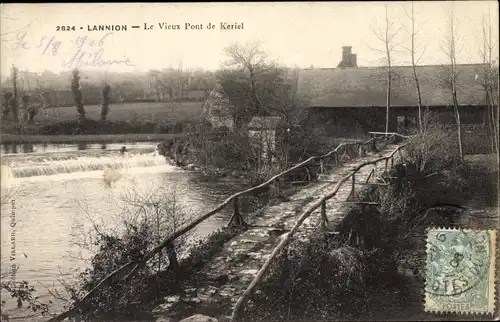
[371,2,499,156]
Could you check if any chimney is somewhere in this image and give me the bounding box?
[351,54,357,67]
[342,46,352,62]
[338,46,357,68]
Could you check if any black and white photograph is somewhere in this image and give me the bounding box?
[0,2,499,322]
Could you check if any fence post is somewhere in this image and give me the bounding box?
[275,178,281,197]
[228,197,246,227]
[351,173,356,200]
[398,148,403,163]
[166,241,178,270]
[390,155,394,168]
[365,168,374,183]
[320,159,324,175]
[320,200,327,231]
[369,138,375,153]
[234,197,242,226]
[173,137,178,165]
[384,158,388,174]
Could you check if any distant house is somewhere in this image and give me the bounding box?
[202,85,284,166]
[248,116,281,167]
[294,46,493,153]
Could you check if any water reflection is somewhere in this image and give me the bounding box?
[22,143,34,153]
[0,164,235,321]
[2,143,18,154]
[1,141,160,155]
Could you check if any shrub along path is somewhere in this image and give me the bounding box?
[152,144,400,321]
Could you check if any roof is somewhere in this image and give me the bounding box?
[296,64,489,107]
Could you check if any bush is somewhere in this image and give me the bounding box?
[1,274,51,321]
[243,235,374,322]
[405,112,461,175]
[53,184,194,321]
[39,118,193,135]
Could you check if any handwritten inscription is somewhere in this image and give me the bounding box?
[62,33,133,69]
[1,25,134,69]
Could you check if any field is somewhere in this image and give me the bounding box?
[32,101,205,125]
[0,101,206,140]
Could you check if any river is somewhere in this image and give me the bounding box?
[0,142,237,321]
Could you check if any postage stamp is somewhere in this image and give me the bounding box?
[425,228,497,315]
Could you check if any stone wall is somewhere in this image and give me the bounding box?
[309,106,492,154]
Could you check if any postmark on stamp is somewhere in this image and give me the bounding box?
[425,228,497,314]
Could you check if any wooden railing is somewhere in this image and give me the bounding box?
[47,133,404,322]
[229,139,410,322]
[369,131,412,139]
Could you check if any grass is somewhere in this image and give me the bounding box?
[33,101,204,125]
[1,101,205,138]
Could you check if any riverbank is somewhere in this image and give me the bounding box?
[0,133,186,144]
[0,147,272,322]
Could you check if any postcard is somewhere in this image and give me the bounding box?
[1,2,498,322]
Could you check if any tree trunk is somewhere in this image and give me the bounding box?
[409,2,423,133]
[449,8,463,161]
[452,89,463,160]
[485,14,499,154]
[384,9,392,135]
[487,90,499,154]
[385,50,391,134]
[248,65,260,114]
[414,70,423,133]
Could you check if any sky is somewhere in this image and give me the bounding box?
[1,1,498,77]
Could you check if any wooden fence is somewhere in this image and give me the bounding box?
[47,132,408,322]
[230,133,411,321]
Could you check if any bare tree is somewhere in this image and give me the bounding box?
[148,70,163,101]
[402,1,426,132]
[478,8,499,154]
[441,5,464,160]
[11,65,19,126]
[370,5,402,134]
[222,41,269,128]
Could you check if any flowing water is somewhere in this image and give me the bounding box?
[0,142,236,321]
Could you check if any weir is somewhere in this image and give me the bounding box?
[1,153,167,179]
